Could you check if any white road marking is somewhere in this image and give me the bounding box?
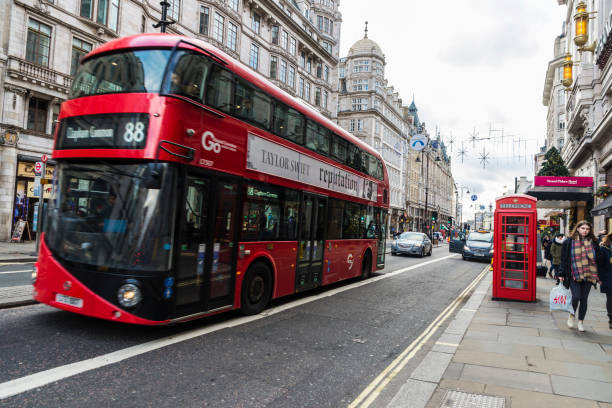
[0,262,34,266]
[0,254,460,400]
[0,270,32,275]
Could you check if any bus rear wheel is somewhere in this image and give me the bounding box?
[241,262,272,315]
[361,251,372,279]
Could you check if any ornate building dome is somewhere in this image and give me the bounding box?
[348,23,385,60]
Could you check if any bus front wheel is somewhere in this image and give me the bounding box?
[241,262,272,315]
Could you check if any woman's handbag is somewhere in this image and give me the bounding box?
[549,285,573,313]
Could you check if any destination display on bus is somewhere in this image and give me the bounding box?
[56,113,149,149]
[247,133,378,202]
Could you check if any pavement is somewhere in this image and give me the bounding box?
[3,241,610,407]
[0,241,37,308]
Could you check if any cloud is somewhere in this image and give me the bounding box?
[338,0,566,218]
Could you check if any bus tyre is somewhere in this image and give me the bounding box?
[241,262,272,315]
[361,251,372,279]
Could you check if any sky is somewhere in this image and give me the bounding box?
[338,0,568,220]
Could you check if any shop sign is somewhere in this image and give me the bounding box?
[17,162,54,179]
[27,181,52,199]
[534,176,593,188]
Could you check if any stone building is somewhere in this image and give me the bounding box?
[544,0,612,232]
[337,29,454,235]
[337,30,409,232]
[0,0,341,241]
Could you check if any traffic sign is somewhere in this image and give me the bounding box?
[409,134,428,151]
[471,194,477,201]
[34,162,43,176]
[41,154,48,163]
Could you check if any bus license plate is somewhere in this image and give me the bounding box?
[55,293,83,308]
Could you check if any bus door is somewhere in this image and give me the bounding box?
[296,193,327,292]
[176,175,238,312]
[376,209,388,268]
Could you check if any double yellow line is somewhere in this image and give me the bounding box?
[349,265,490,408]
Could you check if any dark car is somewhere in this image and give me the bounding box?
[391,232,432,257]
[462,231,493,261]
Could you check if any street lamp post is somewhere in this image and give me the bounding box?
[455,184,469,229]
[417,148,440,238]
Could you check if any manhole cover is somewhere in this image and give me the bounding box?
[441,390,505,408]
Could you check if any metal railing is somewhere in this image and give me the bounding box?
[7,56,72,92]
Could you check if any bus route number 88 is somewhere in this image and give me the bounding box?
[123,121,145,143]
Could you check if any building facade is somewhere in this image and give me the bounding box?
[337,31,454,235]
[337,33,410,232]
[0,0,342,241]
[546,0,612,232]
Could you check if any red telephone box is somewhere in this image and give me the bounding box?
[493,194,537,302]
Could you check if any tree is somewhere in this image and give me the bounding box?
[537,147,570,176]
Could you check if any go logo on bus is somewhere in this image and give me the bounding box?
[123,121,146,143]
[202,131,221,153]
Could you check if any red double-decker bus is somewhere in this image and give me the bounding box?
[33,34,389,325]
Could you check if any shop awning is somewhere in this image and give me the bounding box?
[525,186,593,208]
[591,195,612,216]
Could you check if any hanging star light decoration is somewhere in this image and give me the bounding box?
[479,147,490,168]
[469,127,479,148]
[457,142,468,163]
[447,132,455,152]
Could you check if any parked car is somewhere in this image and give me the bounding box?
[391,232,432,257]
[461,230,493,261]
[433,232,443,241]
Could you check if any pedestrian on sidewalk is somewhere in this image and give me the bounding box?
[542,233,553,276]
[559,220,600,332]
[596,231,612,330]
[550,233,564,282]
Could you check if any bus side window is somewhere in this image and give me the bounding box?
[234,80,254,121]
[348,144,364,173]
[169,52,210,103]
[252,89,272,130]
[343,202,365,239]
[206,65,233,113]
[273,103,288,139]
[241,184,281,241]
[326,198,344,240]
[286,108,304,145]
[280,189,299,240]
[376,159,384,180]
[306,120,329,155]
[367,154,378,179]
[331,135,347,164]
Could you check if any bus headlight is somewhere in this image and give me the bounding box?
[31,266,38,284]
[117,281,142,308]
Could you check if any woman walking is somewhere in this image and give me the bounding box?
[549,233,564,283]
[596,232,612,330]
[559,220,600,332]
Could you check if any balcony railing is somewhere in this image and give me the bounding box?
[7,56,72,93]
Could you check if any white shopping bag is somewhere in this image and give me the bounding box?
[549,285,573,313]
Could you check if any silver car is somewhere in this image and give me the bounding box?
[391,232,433,257]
